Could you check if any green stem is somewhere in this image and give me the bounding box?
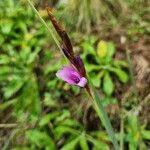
[87,78,119,150]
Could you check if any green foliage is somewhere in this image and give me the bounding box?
[0,0,49,117]
[81,38,129,101]
[125,115,150,150]
[26,129,56,150]
[12,107,110,150]
[103,72,114,96]
[0,0,149,150]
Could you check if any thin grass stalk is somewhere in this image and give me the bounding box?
[87,77,119,150]
[27,1,119,149]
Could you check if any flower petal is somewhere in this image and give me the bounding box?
[56,65,80,85]
[56,65,87,87]
[77,77,87,87]
[56,68,75,85]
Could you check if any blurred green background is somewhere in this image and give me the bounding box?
[0,0,150,149]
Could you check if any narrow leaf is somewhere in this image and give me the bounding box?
[142,130,150,140]
[87,77,119,150]
[80,133,89,150]
[61,137,80,150]
[103,72,114,95]
[110,68,129,83]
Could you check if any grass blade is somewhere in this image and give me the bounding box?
[88,78,119,150]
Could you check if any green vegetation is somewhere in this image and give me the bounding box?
[0,0,149,150]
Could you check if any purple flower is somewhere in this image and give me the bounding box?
[56,65,87,87]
